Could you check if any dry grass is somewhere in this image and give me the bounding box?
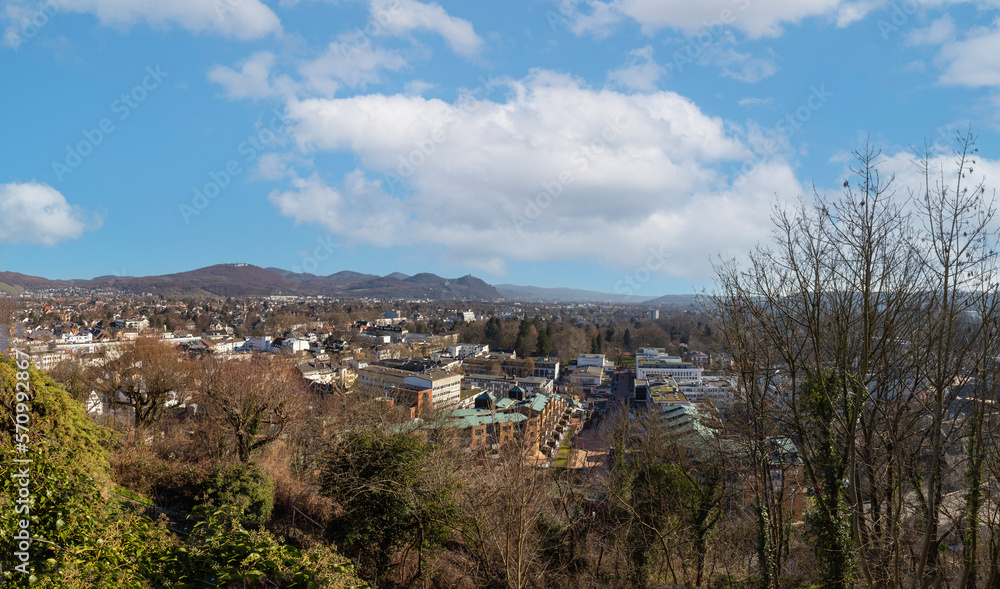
[257,443,335,540]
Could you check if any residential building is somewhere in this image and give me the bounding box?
[404,371,463,410]
[635,347,702,381]
[462,354,537,378]
[677,376,735,406]
[356,365,410,397]
[388,383,433,417]
[426,387,572,460]
[576,354,607,368]
[448,343,489,359]
[462,373,555,397]
[531,357,560,380]
[567,365,604,389]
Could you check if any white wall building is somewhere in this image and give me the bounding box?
[404,371,463,410]
[242,336,273,352]
[635,348,703,382]
[448,343,489,358]
[677,377,735,406]
[576,354,607,368]
[280,338,310,353]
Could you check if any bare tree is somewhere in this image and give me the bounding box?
[712,134,1000,588]
[89,336,192,432]
[456,437,556,589]
[198,355,309,462]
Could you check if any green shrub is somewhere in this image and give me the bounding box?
[206,462,275,524]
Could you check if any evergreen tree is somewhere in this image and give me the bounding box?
[536,326,553,357]
[484,316,502,348]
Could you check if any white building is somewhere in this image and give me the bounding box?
[635,348,702,382]
[404,371,463,410]
[677,377,735,406]
[64,332,94,344]
[125,317,150,331]
[242,336,273,352]
[448,343,489,358]
[576,354,614,373]
[576,354,607,368]
[279,338,310,353]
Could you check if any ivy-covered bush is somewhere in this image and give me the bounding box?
[206,461,276,524]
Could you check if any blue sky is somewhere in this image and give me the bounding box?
[2,0,1000,296]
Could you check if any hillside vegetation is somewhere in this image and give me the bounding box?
[0,355,368,588]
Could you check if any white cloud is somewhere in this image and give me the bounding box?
[0,182,97,245]
[562,0,623,39]
[738,96,774,107]
[700,46,778,82]
[833,0,881,27]
[208,52,298,99]
[4,0,282,42]
[371,0,483,57]
[936,20,1000,87]
[254,152,311,180]
[561,0,846,39]
[209,39,408,100]
[608,45,666,91]
[299,35,408,95]
[908,15,956,46]
[404,79,436,95]
[272,70,795,280]
[270,170,411,238]
[885,7,1000,89]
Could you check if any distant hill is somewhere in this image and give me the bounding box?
[0,271,69,291]
[644,294,705,308]
[0,265,698,303]
[494,284,659,304]
[0,265,499,300]
[343,273,500,300]
[100,264,295,297]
